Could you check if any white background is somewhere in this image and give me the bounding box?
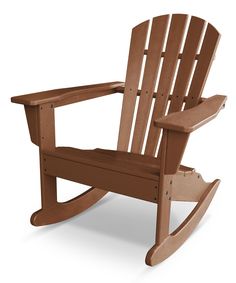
[1,0,235,282]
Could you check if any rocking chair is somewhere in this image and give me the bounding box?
[11,14,226,265]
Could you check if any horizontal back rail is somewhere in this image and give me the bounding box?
[144,50,200,60]
[116,86,206,103]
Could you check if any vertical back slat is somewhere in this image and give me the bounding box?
[168,16,205,113]
[117,20,149,151]
[131,15,170,154]
[145,14,188,156]
[184,23,220,109]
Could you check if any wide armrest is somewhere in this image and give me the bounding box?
[155,95,227,133]
[11,81,124,107]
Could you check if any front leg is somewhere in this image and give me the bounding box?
[155,174,173,244]
[31,103,58,222]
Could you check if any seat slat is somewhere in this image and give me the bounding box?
[184,23,220,109]
[168,16,205,114]
[44,147,160,181]
[145,14,188,156]
[94,148,159,166]
[117,20,149,151]
[131,15,169,154]
[44,153,158,203]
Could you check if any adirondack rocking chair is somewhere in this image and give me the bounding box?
[11,14,226,265]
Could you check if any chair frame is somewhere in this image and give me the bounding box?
[11,14,226,266]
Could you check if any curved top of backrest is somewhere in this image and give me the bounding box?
[132,14,219,34]
[117,14,220,156]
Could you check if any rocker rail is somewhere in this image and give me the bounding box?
[146,179,220,265]
[31,187,108,226]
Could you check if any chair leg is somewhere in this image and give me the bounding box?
[155,175,173,245]
[31,154,108,226]
[40,172,57,209]
[145,179,220,266]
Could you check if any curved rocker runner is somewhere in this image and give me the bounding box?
[31,187,107,226]
[11,14,226,265]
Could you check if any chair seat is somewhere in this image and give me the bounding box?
[43,147,161,181]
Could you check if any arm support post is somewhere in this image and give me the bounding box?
[155,95,226,174]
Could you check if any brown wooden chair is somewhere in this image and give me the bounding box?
[11,14,226,266]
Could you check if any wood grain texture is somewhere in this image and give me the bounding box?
[117,20,149,151]
[131,15,169,154]
[185,23,220,109]
[11,14,225,266]
[31,187,107,226]
[43,152,158,203]
[156,130,172,244]
[145,14,188,156]
[172,171,210,202]
[116,85,206,103]
[155,95,226,133]
[32,104,110,225]
[146,179,219,265]
[165,131,189,174]
[43,147,160,181]
[144,50,200,59]
[168,16,205,113]
[24,105,39,145]
[11,81,124,106]
[38,103,57,209]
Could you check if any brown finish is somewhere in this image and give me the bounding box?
[31,188,107,226]
[146,179,220,265]
[184,23,220,109]
[164,131,190,174]
[117,20,149,151]
[168,16,205,113]
[43,151,158,203]
[31,103,109,223]
[171,171,210,202]
[144,50,200,60]
[116,85,206,103]
[131,15,169,154]
[156,130,172,244]
[43,147,160,181]
[11,14,225,266]
[37,104,57,209]
[11,81,124,107]
[155,95,226,133]
[145,14,188,156]
[24,105,39,145]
